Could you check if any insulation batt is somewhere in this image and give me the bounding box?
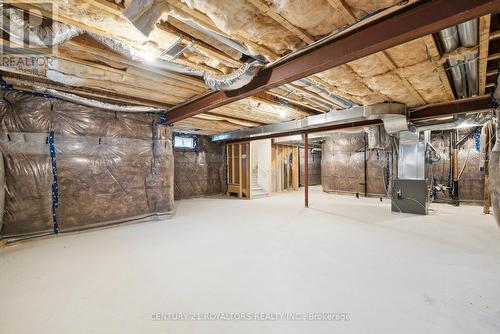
[267,0,347,36]
[385,39,430,67]
[365,72,419,107]
[398,61,447,104]
[173,135,225,200]
[321,133,390,195]
[0,90,174,238]
[314,37,451,107]
[348,54,391,77]
[181,0,304,56]
[344,0,401,18]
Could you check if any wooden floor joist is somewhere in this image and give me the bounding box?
[479,14,492,95]
[166,0,500,123]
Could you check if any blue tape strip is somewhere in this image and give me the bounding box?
[48,131,59,234]
[474,128,481,151]
[158,113,167,125]
[385,151,391,194]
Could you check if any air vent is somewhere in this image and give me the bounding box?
[159,38,192,60]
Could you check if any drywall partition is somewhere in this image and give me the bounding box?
[173,134,225,199]
[0,90,174,238]
[251,139,272,196]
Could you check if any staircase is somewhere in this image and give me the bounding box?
[252,167,268,199]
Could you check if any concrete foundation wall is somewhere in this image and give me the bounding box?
[173,135,225,200]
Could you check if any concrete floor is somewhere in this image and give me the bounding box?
[1,186,500,334]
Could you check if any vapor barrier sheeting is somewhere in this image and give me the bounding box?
[0,91,174,238]
[173,135,225,200]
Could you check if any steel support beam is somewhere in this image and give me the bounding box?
[410,95,492,120]
[166,0,500,123]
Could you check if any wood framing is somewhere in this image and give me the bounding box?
[479,14,492,95]
[166,0,500,123]
[247,0,315,44]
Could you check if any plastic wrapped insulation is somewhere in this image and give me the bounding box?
[32,86,166,113]
[0,5,83,47]
[0,90,174,238]
[203,60,263,91]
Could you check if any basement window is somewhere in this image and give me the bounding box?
[174,134,197,150]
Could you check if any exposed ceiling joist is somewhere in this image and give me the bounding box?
[479,15,492,95]
[247,0,315,44]
[166,0,500,124]
[422,35,455,100]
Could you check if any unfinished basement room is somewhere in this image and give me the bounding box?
[1,0,500,333]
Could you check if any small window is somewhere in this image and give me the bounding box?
[174,135,196,149]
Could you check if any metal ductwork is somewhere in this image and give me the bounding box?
[414,112,491,132]
[436,19,479,99]
[203,61,263,91]
[211,103,406,141]
[457,20,479,47]
[437,27,460,52]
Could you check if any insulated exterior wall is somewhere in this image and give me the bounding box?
[430,132,483,201]
[299,148,321,186]
[320,130,484,201]
[0,90,174,238]
[321,133,390,196]
[173,134,225,200]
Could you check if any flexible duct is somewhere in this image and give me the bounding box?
[87,34,263,91]
[32,86,166,113]
[280,85,337,111]
[203,60,263,91]
[0,5,83,47]
[1,7,262,91]
[297,78,354,109]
